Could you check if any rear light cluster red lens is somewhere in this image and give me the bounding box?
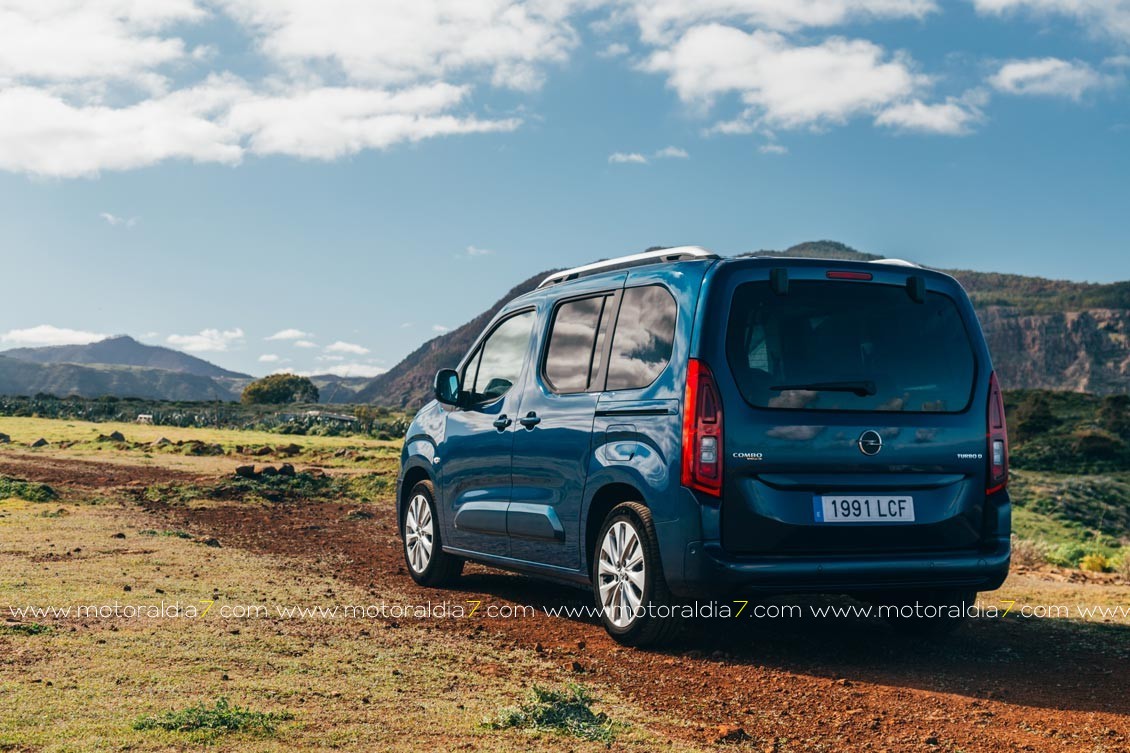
[987,371,1009,495]
[826,270,873,280]
[682,358,723,496]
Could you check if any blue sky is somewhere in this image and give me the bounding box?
[1,0,1128,378]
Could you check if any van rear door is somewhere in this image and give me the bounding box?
[710,268,992,555]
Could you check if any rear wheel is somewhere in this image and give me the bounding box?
[592,502,680,647]
[402,480,463,587]
[878,589,975,637]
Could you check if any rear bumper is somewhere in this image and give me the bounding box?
[684,538,1010,597]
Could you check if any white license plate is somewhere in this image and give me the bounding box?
[814,495,915,523]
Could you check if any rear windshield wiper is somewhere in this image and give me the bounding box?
[769,380,877,397]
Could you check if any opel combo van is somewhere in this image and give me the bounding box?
[396,248,1011,645]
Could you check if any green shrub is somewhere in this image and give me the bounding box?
[241,374,319,405]
[133,697,292,740]
[0,476,58,503]
[1079,554,1112,573]
[484,684,620,743]
[1046,543,1089,568]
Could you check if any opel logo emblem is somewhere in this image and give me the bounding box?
[858,430,883,456]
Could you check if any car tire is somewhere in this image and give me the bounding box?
[592,501,681,647]
[402,480,463,587]
[879,589,976,637]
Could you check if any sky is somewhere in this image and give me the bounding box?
[1,0,1128,379]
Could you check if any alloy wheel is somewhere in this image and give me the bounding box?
[597,520,646,628]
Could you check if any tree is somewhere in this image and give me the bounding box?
[241,374,319,405]
[1099,394,1130,439]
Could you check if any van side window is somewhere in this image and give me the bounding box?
[463,310,535,403]
[606,285,677,391]
[544,295,610,393]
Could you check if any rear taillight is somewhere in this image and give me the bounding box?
[987,371,1009,494]
[682,358,723,497]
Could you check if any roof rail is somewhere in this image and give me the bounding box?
[538,246,718,288]
[869,258,920,268]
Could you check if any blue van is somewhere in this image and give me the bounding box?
[396,248,1011,645]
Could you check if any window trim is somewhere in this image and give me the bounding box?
[458,305,537,408]
[600,283,678,393]
[723,279,980,415]
[538,290,619,395]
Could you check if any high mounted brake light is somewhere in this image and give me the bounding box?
[826,270,873,280]
[682,359,723,497]
[987,371,1009,495]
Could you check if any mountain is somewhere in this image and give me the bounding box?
[1,335,250,379]
[358,241,1130,409]
[354,270,554,406]
[0,356,240,401]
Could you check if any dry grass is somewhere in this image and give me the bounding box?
[0,494,708,752]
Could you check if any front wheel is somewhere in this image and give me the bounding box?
[402,480,463,587]
[592,502,680,647]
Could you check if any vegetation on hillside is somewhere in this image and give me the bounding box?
[241,373,319,405]
[0,394,408,439]
[1005,389,1130,572]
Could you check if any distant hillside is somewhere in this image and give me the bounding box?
[308,374,375,404]
[1,335,250,379]
[360,241,1130,409]
[354,271,553,406]
[0,356,240,401]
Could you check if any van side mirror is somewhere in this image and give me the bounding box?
[434,368,461,406]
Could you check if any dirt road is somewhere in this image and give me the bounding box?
[8,453,1130,751]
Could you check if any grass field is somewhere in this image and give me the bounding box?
[3,416,1130,751]
[0,496,701,752]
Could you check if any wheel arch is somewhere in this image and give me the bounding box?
[584,482,646,576]
[398,464,434,526]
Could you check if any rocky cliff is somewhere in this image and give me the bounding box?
[977,307,1129,394]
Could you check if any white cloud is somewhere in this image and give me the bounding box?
[325,340,369,355]
[759,142,788,154]
[432,324,450,333]
[0,324,107,347]
[876,94,984,134]
[623,0,938,43]
[400,322,414,328]
[609,151,649,164]
[0,1,571,177]
[598,42,631,58]
[654,145,689,158]
[258,353,281,363]
[643,25,925,131]
[318,363,388,378]
[0,0,205,83]
[0,78,245,178]
[971,0,1130,44]
[265,328,311,341]
[464,245,495,257]
[166,327,244,352]
[227,83,521,160]
[99,212,138,228]
[989,58,1114,100]
[293,340,318,348]
[214,0,583,91]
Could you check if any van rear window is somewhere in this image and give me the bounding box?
[725,280,976,413]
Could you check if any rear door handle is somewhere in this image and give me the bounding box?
[519,412,541,429]
[493,415,512,430]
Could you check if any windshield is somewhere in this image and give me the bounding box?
[725,280,976,413]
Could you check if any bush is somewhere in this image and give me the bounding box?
[1071,430,1124,462]
[0,476,58,503]
[1010,536,1050,567]
[134,697,292,740]
[1079,554,1112,573]
[483,684,620,743]
[1046,543,1088,568]
[1100,394,1130,438]
[1115,555,1130,581]
[241,374,319,405]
